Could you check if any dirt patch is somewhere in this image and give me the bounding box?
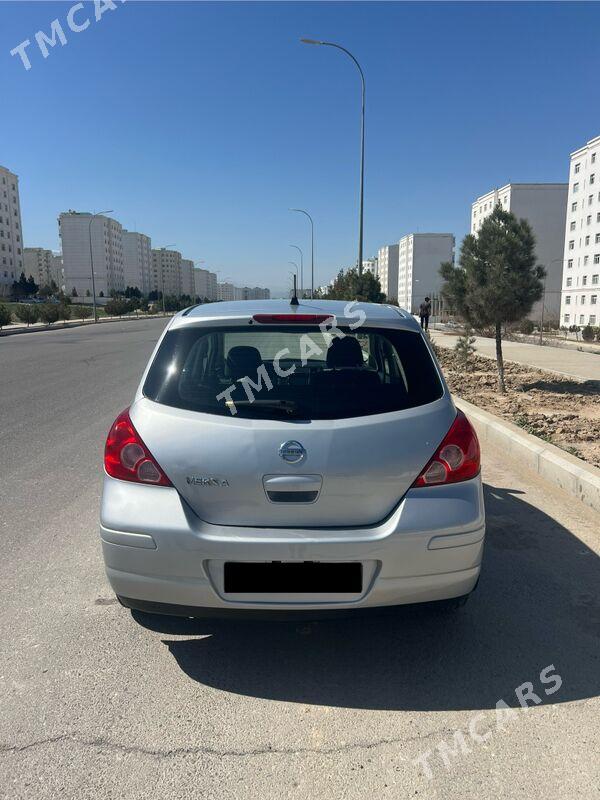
[435,347,600,469]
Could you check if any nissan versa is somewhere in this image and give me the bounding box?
[100,299,485,616]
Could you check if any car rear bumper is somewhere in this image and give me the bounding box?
[100,474,485,613]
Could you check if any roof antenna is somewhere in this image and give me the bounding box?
[290,272,299,306]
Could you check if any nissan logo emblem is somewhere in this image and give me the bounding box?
[279,440,306,464]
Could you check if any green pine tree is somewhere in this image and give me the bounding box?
[440,204,544,392]
[324,267,385,303]
[454,325,477,371]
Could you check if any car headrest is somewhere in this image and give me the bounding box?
[326,337,364,368]
[227,346,263,380]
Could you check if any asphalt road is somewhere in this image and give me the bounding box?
[1,319,599,799]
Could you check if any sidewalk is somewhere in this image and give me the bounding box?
[430,329,600,382]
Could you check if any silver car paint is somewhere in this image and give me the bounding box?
[100,300,485,611]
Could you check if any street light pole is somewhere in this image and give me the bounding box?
[289,244,304,297]
[290,208,314,298]
[301,38,365,274]
[88,210,113,322]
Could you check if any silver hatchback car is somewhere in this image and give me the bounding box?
[100,300,485,617]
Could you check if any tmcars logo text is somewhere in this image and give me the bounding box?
[10,1,127,72]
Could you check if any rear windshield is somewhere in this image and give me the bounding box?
[143,325,443,420]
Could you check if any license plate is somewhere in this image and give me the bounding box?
[224,562,363,594]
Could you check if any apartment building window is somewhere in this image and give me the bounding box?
[565,295,571,305]
[570,221,576,231]
[589,195,594,205]
[569,240,575,250]
[588,215,592,225]
[564,313,570,323]
[573,182,579,193]
[574,163,580,173]
[596,233,600,244]
[583,275,588,285]
[592,296,598,305]
[580,315,585,324]
[585,236,590,245]
[593,274,599,285]
[584,256,589,265]
[595,255,600,265]
[597,213,600,223]
[566,277,572,287]
[581,295,586,304]
[571,202,577,212]
[592,153,597,164]
[591,174,596,185]
[591,315,597,324]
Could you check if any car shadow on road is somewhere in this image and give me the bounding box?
[133,483,600,711]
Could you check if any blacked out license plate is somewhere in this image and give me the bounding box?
[224,561,363,594]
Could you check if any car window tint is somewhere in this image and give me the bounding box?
[143,326,443,420]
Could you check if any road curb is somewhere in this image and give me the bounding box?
[455,396,600,515]
[0,313,170,337]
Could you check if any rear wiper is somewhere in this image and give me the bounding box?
[226,399,301,416]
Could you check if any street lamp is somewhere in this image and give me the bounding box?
[88,210,113,322]
[289,245,304,297]
[290,208,314,298]
[301,38,365,274]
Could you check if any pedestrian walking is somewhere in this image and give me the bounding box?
[419,296,432,331]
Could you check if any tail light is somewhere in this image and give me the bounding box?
[104,408,172,486]
[413,410,480,487]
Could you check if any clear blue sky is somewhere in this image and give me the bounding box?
[2,1,599,294]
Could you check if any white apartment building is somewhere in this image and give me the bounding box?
[24,247,54,287]
[377,244,399,301]
[0,165,25,296]
[472,183,568,324]
[122,230,152,294]
[233,286,271,301]
[217,281,234,301]
[193,267,218,301]
[362,257,378,276]
[151,248,182,297]
[59,211,125,298]
[180,259,195,298]
[559,135,600,328]
[398,234,455,314]
[247,286,270,300]
[51,253,64,291]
